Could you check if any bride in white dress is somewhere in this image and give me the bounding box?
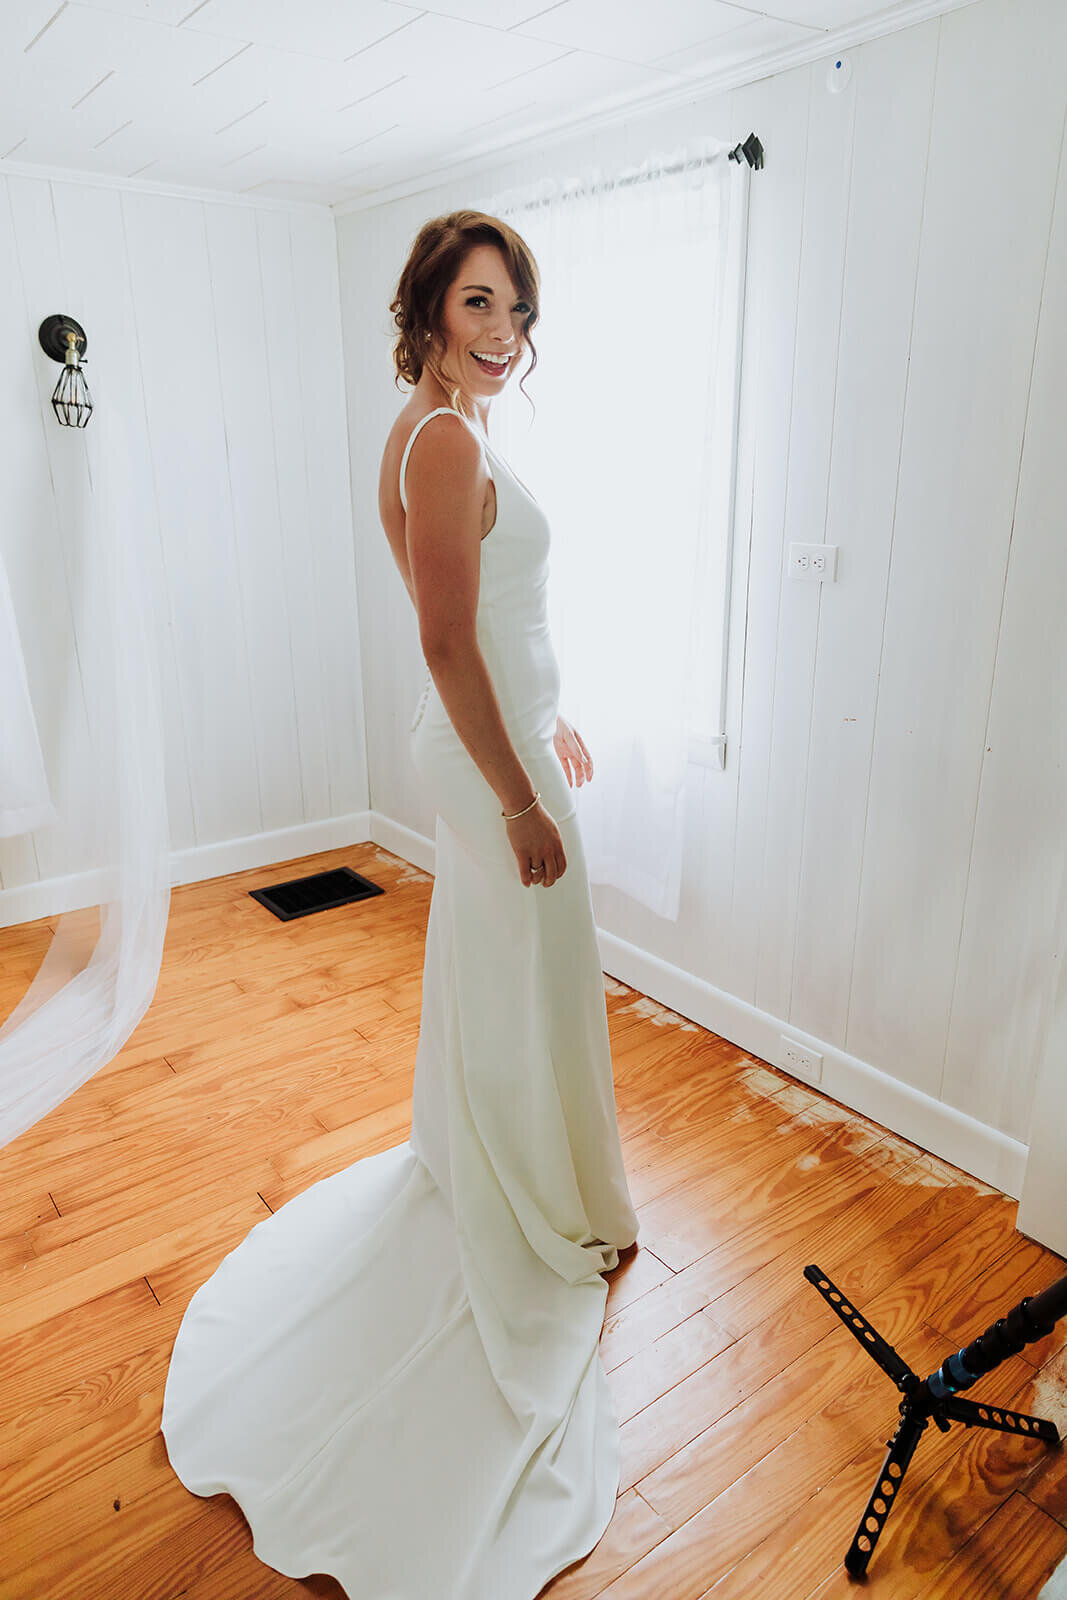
[160,209,639,1599]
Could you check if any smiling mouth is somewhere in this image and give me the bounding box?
[471,351,513,374]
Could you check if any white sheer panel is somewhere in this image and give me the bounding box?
[480,139,749,920]
[0,399,170,1148]
[0,549,57,838]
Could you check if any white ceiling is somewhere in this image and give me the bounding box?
[0,0,970,209]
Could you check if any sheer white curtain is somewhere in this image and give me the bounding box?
[0,398,171,1148]
[480,136,749,920]
[0,551,57,838]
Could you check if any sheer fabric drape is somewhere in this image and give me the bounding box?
[480,138,749,920]
[0,550,57,838]
[0,400,170,1148]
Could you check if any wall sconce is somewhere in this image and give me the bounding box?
[38,314,93,428]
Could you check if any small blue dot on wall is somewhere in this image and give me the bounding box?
[827,55,852,93]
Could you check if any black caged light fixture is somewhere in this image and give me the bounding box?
[38,314,93,428]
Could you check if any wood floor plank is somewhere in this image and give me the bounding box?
[177,1527,345,1599]
[1023,1348,1067,1528]
[924,1232,1067,1367]
[607,1306,737,1426]
[0,1371,168,1522]
[0,1442,212,1600]
[908,1490,1067,1600]
[0,1194,272,1341]
[0,1280,168,1426]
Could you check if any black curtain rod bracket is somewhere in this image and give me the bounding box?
[728,133,764,170]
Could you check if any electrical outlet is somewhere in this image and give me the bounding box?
[779,1034,824,1086]
[788,543,838,582]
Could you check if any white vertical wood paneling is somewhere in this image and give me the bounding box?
[336,0,1067,1171]
[846,0,1067,1096]
[255,208,334,824]
[122,191,263,848]
[941,95,1067,1143]
[203,202,305,835]
[1017,852,1067,1249]
[0,177,363,907]
[290,210,365,820]
[339,213,433,833]
[754,43,858,1024]
[791,21,939,1045]
[721,64,811,1005]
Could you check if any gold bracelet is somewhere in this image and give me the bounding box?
[502,790,540,821]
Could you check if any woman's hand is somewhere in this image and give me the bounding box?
[554,715,593,788]
[504,800,567,888]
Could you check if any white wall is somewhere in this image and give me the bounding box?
[0,177,366,918]
[338,0,1067,1193]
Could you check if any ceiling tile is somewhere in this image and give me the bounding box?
[9,0,80,47]
[337,10,569,85]
[747,0,887,23]
[398,0,573,24]
[654,14,824,76]
[180,0,421,60]
[514,0,768,64]
[481,48,683,118]
[72,1,220,23]
[15,2,238,102]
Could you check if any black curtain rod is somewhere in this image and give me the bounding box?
[606,132,764,182]
[499,131,765,213]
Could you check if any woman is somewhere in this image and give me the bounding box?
[381,213,584,891]
[161,209,638,1600]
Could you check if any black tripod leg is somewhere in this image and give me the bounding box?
[942,1394,1061,1444]
[805,1264,916,1390]
[846,1411,928,1578]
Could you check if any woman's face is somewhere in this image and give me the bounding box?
[436,244,531,399]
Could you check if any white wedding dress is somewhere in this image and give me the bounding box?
[160,405,640,1599]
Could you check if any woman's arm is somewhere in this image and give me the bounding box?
[405,414,536,816]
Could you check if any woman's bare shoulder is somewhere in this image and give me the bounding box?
[384,404,473,474]
[400,407,482,488]
[380,407,484,539]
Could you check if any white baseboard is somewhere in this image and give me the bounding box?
[0,812,375,927]
[592,925,1028,1200]
[368,810,436,876]
[168,812,376,888]
[2,806,1027,1200]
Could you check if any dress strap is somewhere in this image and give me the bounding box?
[399,407,491,512]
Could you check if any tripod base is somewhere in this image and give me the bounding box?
[804,1265,1061,1579]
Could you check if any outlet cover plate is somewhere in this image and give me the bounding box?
[779,1034,824,1087]
[789,543,838,581]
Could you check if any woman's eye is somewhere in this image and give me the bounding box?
[466,296,531,313]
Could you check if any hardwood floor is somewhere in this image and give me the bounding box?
[1,840,1064,1600]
